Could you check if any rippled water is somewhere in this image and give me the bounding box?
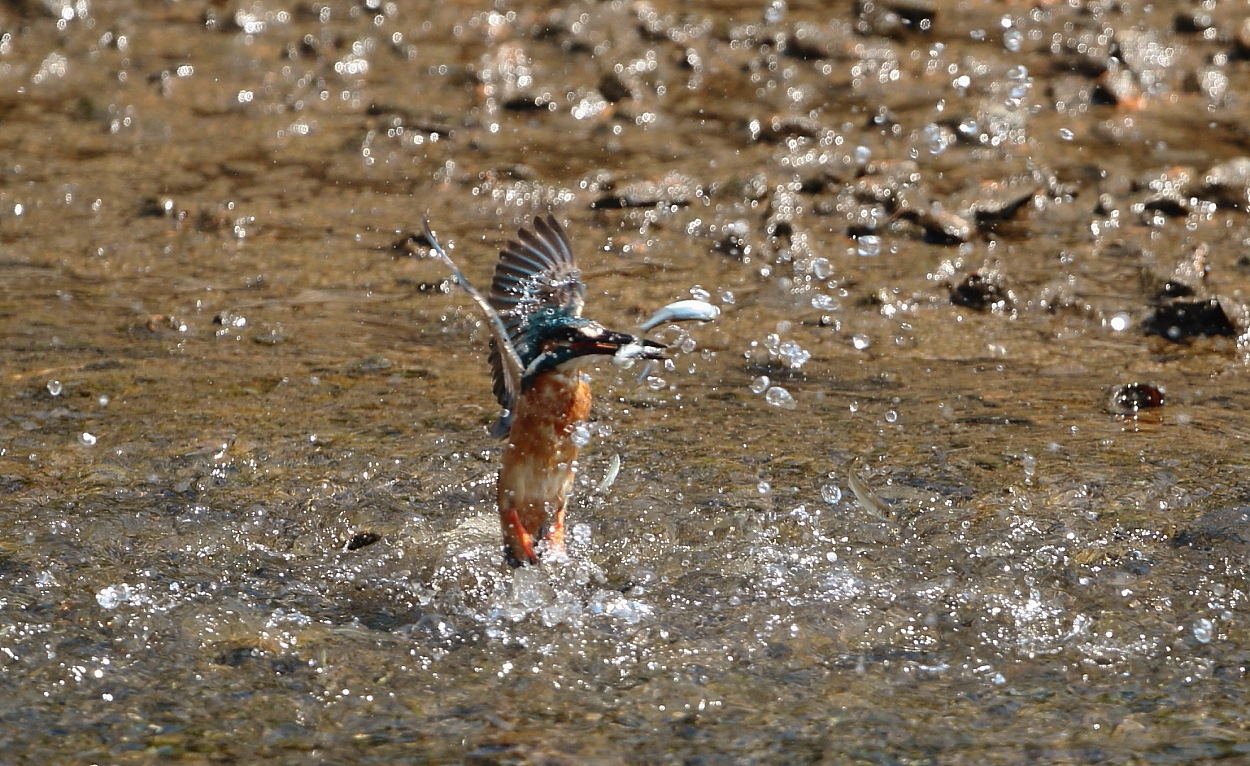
[4,0,1250,762]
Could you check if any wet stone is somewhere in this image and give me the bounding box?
[852,160,921,208]
[855,0,936,38]
[899,206,974,244]
[1140,244,1208,301]
[137,196,186,221]
[765,186,802,237]
[1175,506,1250,549]
[782,21,853,61]
[1174,6,1216,35]
[346,532,381,551]
[1137,167,1194,217]
[1107,382,1166,415]
[1185,66,1231,104]
[391,230,434,257]
[952,176,1043,225]
[1143,297,1242,340]
[748,113,827,143]
[1093,68,1142,108]
[591,171,701,209]
[950,270,1013,312]
[1194,157,1250,209]
[1238,19,1250,56]
[1114,28,1177,78]
[598,69,639,103]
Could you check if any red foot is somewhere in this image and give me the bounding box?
[504,508,539,565]
[544,507,567,556]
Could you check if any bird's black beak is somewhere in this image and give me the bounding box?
[569,328,666,360]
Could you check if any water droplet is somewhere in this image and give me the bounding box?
[1107,312,1130,332]
[718,288,736,305]
[96,584,131,609]
[679,336,697,354]
[1193,617,1214,644]
[97,394,110,407]
[765,386,797,410]
[46,380,62,396]
[854,145,871,164]
[810,294,838,311]
[820,484,843,504]
[689,285,712,302]
[1003,29,1023,52]
[757,480,771,495]
[646,376,666,391]
[855,235,881,257]
[571,523,592,546]
[810,257,833,279]
[921,123,947,155]
[851,334,872,350]
[763,333,781,353]
[1058,127,1074,141]
[750,375,771,394]
[78,432,97,447]
[884,410,898,423]
[763,0,786,23]
[570,424,591,448]
[778,340,810,369]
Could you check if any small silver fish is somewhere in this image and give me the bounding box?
[847,463,894,522]
[639,299,721,332]
[612,341,657,367]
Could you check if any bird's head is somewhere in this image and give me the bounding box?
[519,307,664,388]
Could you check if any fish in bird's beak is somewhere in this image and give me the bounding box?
[568,327,666,360]
[521,323,666,387]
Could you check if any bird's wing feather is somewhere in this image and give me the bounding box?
[488,215,585,435]
[421,217,525,421]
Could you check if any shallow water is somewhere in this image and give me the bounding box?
[4,0,1250,763]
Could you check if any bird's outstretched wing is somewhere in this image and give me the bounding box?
[487,215,585,437]
[421,217,525,428]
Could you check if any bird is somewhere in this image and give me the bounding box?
[423,215,665,566]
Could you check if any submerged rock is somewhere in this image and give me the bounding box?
[1143,297,1243,340]
[591,171,702,209]
[1193,157,1250,209]
[1175,506,1250,549]
[950,269,1013,312]
[1106,382,1166,415]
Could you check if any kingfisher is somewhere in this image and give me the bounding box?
[423,215,666,566]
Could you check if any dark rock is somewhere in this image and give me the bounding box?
[347,532,381,550]
[855,0,936,37]
[952,176,1042,225]
[950,270,1013,312]
[598,70,639,103]
[1175,506,1250,549]
[898,206,974,244]
[1107,382,1166,415]
[1137,167,1194,217]
[1143,297,1241,340]
[1174,7,1216,34]
[782,21,853,60]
